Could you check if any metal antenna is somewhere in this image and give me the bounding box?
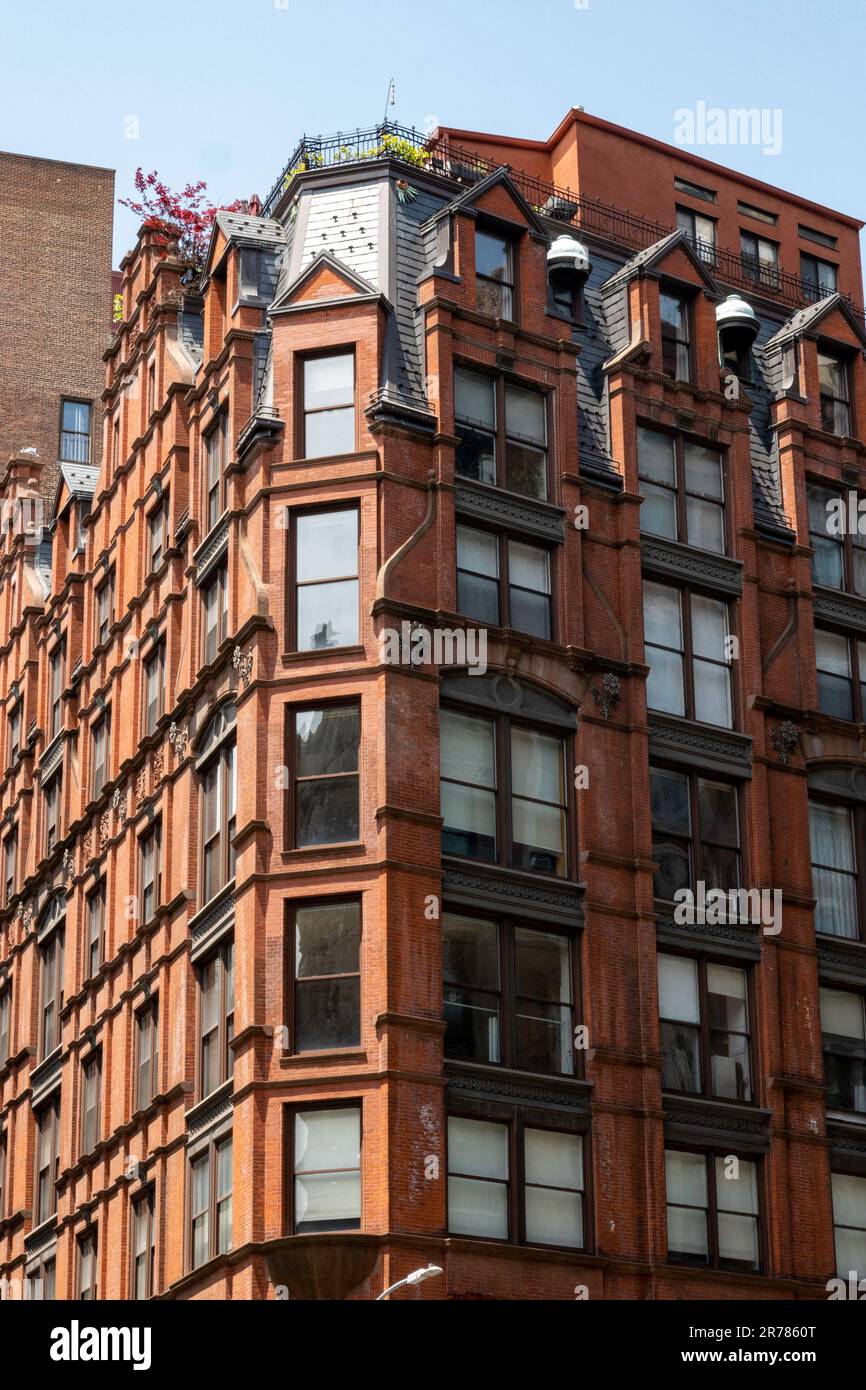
[382,78,396,126]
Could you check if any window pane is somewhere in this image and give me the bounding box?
[443,913,499,990]
[304,354,353,410]
[651,767,691,834]
[505,442,547,500]
[708,964,748,1031]
[810,801,855,871]
[508,540,549,594]
[459,572,500,626]
[525,1187,583,1248]
[505,386,546,446]
[456,426,496,486]
[647,646,685,716]
[448,1117,509,1236]
[525,1129,583,1189]
[296,707,359,776]
[698,779,739,845]
[440,710,495,788]
[643,581,682,649]
[667,1205,708,1262]
[295,902,360,977]
[443,913,500,1063]
[510,587,551,640]
[295,1172,361,1230]
[641,483,678,540]
[305,407,354,458]
[454,369,495,429]
[441,783,496,859]
[512,799,565,874]
[297,580,359,650]
[448,1176,508,1238]
[816,628,851,677]
[694,661,731,726]
[658,955,700,1023]
[684,443,723,500]
[476,231,511,283]
[638,428,676,485]
[686,497,725,553]
[511,728,563,804]
[448,1115,508,1179]
[296,778,359,845]
[458,526,499,579]
[821,988,865,1039]
[691,595,728,661]
[296,509,358,582]
[295,1106,360,1172]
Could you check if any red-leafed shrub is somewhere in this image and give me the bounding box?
[120,170,245,270]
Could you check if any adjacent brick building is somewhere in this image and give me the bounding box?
[1,109,866,1301]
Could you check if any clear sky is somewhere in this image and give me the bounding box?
[2,0,864,269]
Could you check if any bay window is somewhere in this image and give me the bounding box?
[288,703,360,849]
[291,506,359,651]
[651,765,741,901]
[198,938,234,1098]
[199,706,236,903]
[290,899,361,1052]
[443,912,575,1075]
[809,799,862,940]
[302,353,355,458]
[190,1133,232,1269]
[292,1105,361,1233]
[815,627,866,722]
[807,483,866,597]
[643,580,733,727]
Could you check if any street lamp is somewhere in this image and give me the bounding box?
[376,1264,444,1300]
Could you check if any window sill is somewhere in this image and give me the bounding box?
[282,842,365,861]
[280,1047,367,1068]
[281,645,365,664]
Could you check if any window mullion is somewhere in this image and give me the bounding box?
[698,959,712,1100]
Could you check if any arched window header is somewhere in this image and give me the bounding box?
[440,671,578,730]
[194,701,237,766]
[808,762,866,804]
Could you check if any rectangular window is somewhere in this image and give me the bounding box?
[44,772,62,854]
[665,1149,760,1270]
[96,569,115,646]
[809,800,861,940]
[35,1095,60,1226]
[148,492,170,571]
[292,506,359,651]
[40,929,64,1058]
[291,900,361,1052]
[3,830,16,907]
[447,1115,585,1249]
[821,988,866,1115]
[440,707,568,875]
[815,627,866,722]
[443,912,574,1074]
[660,290,692,382]
[737,200,777,225]
[675,177,716,203]
[202,562,229,665]
[643,580,733,726]
[205,412,228,532]
[91,709,111,798]
[832,1172,866,1280]
[292,1106,361,1233]
[740,231,779,288]
[676,207,717,265]
[78,1228,97,1300]
[456,526,552,639]
[303,353,355,459]
[650,766,740,901]
[801,253,838,302]
[638,428,725,554]
[132,1187,156,1299]
[240,248,268,300]
[454,368,548,501]
[60,399,92,464]
[8,702,21,766]
[112,414,121,469]
[800,225,837,250]
[48,642,65,741]
[139,819,162,924]
[198,939,234,1098]
[136,997,160,1111]
[808,483,866,598]
[658,954,751,1101]
[0,1131,6,1221]
[26,1256,55,1301]
[290,703,360,848]
[81,1050,102,1155]
[201,726,236,904]
[818,348,851,436]
[190,1133,233,1269]
[147,359,156,418]
[86,880,106,980]
[0,984,10,1068]
[476,228,514,319]
[143,641,166,736]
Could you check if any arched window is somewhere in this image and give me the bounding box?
[197,704,237,905]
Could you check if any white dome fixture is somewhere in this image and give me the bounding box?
[547,233,592,291]
[716,293,760,349]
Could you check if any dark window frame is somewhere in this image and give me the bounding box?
[817,343,853,437]
[821,983,866,1116]
[284,896,362,1055]
[199,716,236,905]
[297,347,357,461]
[95,568,115,647]
[0,982,10,1069]
[665,1145,764,1273]
[142,640,166,737]
[8,701,21,766]
[814,625,866,723]
[456,522,555,640]
[48,640,65,741]
[284,698,361,852]
[34,1093,60,1226]
[91,707,111,799]
[135,995,160,1112]
[202,561,229,666]
[39,926,64,1059]
[650,762,743,903]
[3,827,16,907]
[659,283,694,383]
[286,502,361,654]
[440,697,575,879]
[139,817,162,925]
[740,231,780,289]
[77,1226,98,1300]
[443,907,580,1078]
[59,397,92,465]
[657,948,755,1104]
[453,362,553,501]
[196,938,234,1101]
[85,878,106,981]
[44,770,62,855]
[147,491,170,572]
[637,424,729,554]
[445,1105,590,1253]
[809,793,866,944]
[675,206,717,266]
[131,1184,156,1299]
[80,1048,102,1157]
[801,252,838,302]
[284,1100,362,1236]
[204,411,229,534]
[643,577,736,729]
[188,1130,232,1271]
[475,220,518,323]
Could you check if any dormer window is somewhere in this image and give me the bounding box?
[302,353,355,459]
[818,348,851,436]
[475,228,514,320]
[660,290,692,383]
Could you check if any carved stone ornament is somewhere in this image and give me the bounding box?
[99,811,110,852]
[62,846,74,884]
[232,646,253,688]
[112,786,128,828]
[769,720,800,765]
[591,672,621,719]
[152,746,165,785]
[169,722,189,759]
[135,765,148,809]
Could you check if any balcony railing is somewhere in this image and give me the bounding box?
[261,121,863,322]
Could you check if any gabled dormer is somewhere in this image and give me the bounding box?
[765,293,866,441]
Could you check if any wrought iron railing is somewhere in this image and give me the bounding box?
[261,121,863,321]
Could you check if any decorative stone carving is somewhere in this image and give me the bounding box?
[168,722,188,759]
[591,672,621,719]
[770,720,800,765]
[135,765,148,809]
[62,846,74,884]
[99,811,110,852]
[152,746,165,785]
[232,646,253,688]
[111,786,128,828]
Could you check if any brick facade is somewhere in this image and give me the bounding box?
[0,114,865,1301]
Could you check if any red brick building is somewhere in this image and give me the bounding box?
[1,109,866,1301]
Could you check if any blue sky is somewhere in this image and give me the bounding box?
[2,0,864,268]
